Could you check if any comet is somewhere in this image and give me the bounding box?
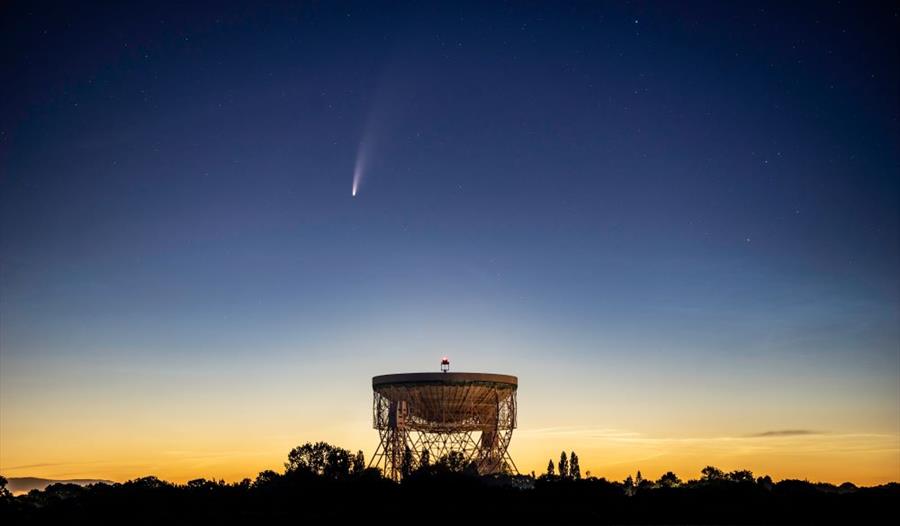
[351,153,362,197]
[351,133,370,197]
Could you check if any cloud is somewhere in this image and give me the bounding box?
[748,430,821,438]
[0,462,66,470]
[0,460,109,473]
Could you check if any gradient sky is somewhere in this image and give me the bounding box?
[1,1,898,486]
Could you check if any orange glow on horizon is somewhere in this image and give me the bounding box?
[2,424,897,487]
[2,345,897,488]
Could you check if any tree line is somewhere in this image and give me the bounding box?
[541,451,779,494]
[2,441,897,525]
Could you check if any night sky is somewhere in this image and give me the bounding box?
[1,2,898,484]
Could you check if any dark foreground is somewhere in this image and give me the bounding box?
[3,474,896,525]
[2,443,897,525]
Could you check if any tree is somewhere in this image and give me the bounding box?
[727,469,754,483]
[286,442,329,474]
[352,450,366,475]
[700,466,725,481]
[569,452,581,480]
[624,475,634,496]
[546,459,555,476]
[186,478,214,490]
[635,470,643,487]
[446,451,465,472]
[657,471,682,488]
[253,470,281,488]
[837,481,857,493]
[286,442,353,478]
[325,447,352,478]
[437,451,466,472]
[757,475,774,490]
[0,475,11,499]
[400,446,415,479]
[558,451,569,479]
[420,449,430,469]
[126,476,170,490]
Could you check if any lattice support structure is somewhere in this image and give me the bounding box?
[369,372,518,481]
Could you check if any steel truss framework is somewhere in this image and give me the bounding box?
[370,375,518,481]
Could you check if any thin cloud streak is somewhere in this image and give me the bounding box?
[0,462,67,470]
[749,430,822,438]
[517,426,894,447]
[0,460,106,472]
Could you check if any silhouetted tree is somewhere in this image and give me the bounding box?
[570,452,581,479]
[286,442,330,474]
[325,447,352,478]
[0,475,10,499]
[837,482,858,494]
[253,470,281,488]
[728,469,754,483]
[186,478,214,490]
[400,446,415,478]
[286,442,353,479]
[624,475,634,496]
[657,471,682,488]
[637,471,654,491]
[420,449,430,469]
[43,482,86,501]
[447,451,465,472]
[701,465,725,481]
[546,459,555,476]
[558,451,569,479]
[126,476,170,490]
[437,451,466,472]
[352,450,365,475]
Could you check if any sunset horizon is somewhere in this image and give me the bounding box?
[3,357,898,488]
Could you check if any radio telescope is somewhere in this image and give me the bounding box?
[370,359,518,480]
